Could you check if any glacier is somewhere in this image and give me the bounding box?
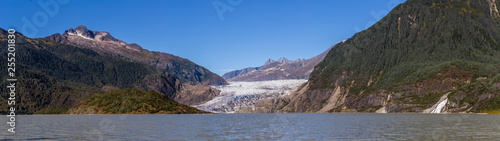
[195,79,307,113]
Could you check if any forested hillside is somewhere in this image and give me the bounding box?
[0,29,181,114]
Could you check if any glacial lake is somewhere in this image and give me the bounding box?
[1,113,500,140]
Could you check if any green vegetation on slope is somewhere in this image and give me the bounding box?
[310,0,500,91]
[68,88,209,114]
[449,74,500,113]
[0,29,179,114]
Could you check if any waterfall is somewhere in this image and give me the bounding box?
[423,92,450,113]
[431,98,448,113]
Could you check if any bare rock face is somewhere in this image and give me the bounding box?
[235,98,291,113]
[489,0,500,18]
[222,46,334,81]
[174,84,221,106]
[242,66,499,114]
[45,25,227,86]
[222,67,260,80]
[134,72,182,98]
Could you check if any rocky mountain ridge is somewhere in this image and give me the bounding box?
[222,46,334,81]
[46,25,227,86]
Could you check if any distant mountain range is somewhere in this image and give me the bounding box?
[222,46,334,81]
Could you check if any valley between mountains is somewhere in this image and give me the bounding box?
[2,0,500,114]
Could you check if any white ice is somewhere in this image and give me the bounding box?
[195,79,307,113]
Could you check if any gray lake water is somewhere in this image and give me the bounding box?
[1,113,500,140]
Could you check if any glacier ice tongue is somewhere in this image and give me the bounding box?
[195,79,307,113]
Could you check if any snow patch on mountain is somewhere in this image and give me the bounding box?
[67,32,95,40]
[195,79,307,113]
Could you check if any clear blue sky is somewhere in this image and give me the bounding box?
[2,0,406,76]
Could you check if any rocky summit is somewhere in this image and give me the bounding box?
[46,25,227,86]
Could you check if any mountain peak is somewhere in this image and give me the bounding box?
[75,25,88,32]
[62,25,122,43]
[277,57,289,63]
[263,57,296,66]
[66,25,94,39]
[222,46,332,81]
[264,58,275,66]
